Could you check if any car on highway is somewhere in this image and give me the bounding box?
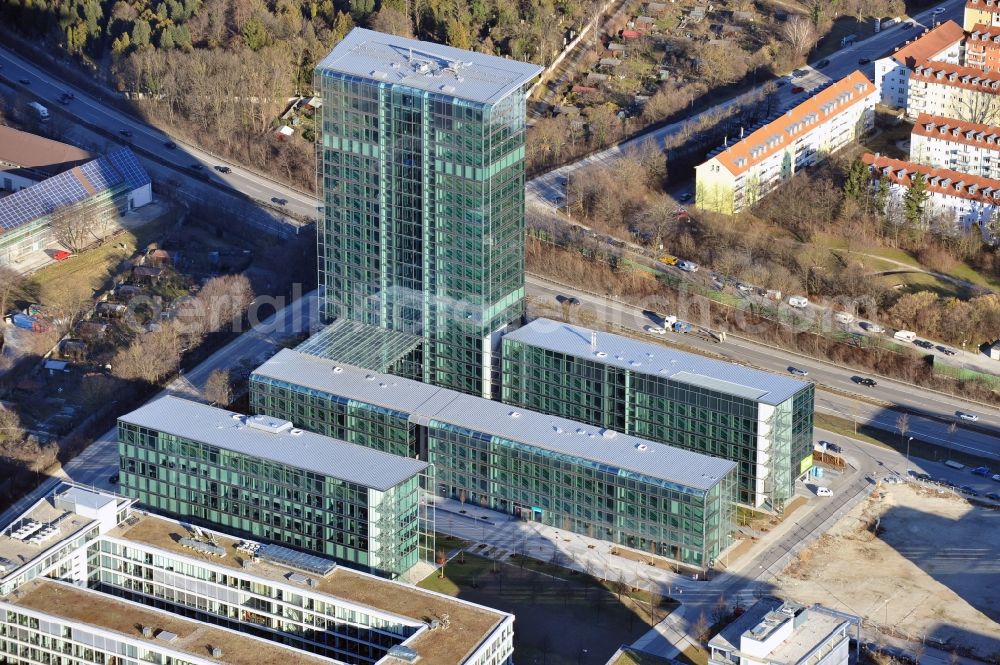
[959,485,978,497]
[971,466,991,477]
[860,321,885,333]
[190,163,203,170]
[858,57,871,65]
[271,197,288,206]
[855,377,877,387]
[791,85,805,94]
[987,492,1000,501]
[788,366,808,377]
[914,339,934,349]
[993,474,1000,482]
[119,129,133,138]
[677,260,699,272]
[164,141,177,149]
[645,324,666,335]
[816,59,830,69]
[215,165,232,174]
[936,345,956,355]
[913,472,931,482]
[958,412,979,422]
[18,78,30,85]
[904,21,915,29]
[816,487,833,497]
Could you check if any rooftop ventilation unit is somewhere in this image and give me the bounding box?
[508,411,521,418]
[599,429,617,439]
[387,646,420,663]
[155,630,178,643]
[246,415,294,434]
[141,626,153,638]
[333,367,344,373]
[210,646,223,658]
[635,443,649,451]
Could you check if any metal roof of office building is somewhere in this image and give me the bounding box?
[119,396,427,491]
[296,320,421,373]
[0,148,150,234]
[316,28,543,105]
[504,319,809,405]
[253,350,735,492]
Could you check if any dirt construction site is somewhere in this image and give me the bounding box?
[773,483,1000,660]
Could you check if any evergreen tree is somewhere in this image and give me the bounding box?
[903,173,929,226]
[241,16,269,50]
[131,19,152,48]
[111,31,131,55]
[843,158,869,201]
[874,177,888,216]
[158,25,175,48]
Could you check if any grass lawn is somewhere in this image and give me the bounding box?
[420,553,675,664]
[882,271,965,299]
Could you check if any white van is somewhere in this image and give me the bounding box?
[893,330,916,343]
[788,295,809,309]
[834,312,854,324]
[816,487,833,497]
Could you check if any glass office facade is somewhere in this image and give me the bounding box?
[315,61,530,398]
[251,371,736,568]
[117,422,424,578]
[501,338,815,511]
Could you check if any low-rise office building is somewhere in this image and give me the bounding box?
[905,61,1000,121]
[874,21,963,108]
[251,349,738,569]
[910,113,1000,178]
[501,319,815,511]
[863,152,1000,236]
[0,484,514,665]
[708,598,854,665]
[695,71,876,214]
[118,396,431,579]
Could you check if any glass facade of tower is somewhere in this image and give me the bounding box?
[117,421,426,578]
[315,60,531,398]
[251,353,737,569]
[501,337,815,511]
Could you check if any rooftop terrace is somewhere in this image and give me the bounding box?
[109,512,508,665]
[0,495,97,581]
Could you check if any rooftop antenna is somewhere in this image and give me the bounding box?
[590,331,597,352]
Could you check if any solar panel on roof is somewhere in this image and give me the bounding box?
[258,544,337,576]
[106,148,151,189]
[78,157,123,191]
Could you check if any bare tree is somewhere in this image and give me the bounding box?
[205,368,234,406]
[896,413,909,446]
[112,323,183,383]
[0,266,26,318]
[782,16,817,57]
[951,91,1000,126]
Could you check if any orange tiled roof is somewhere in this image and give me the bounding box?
[912,113,1000,152]
[968,23,1000,40]
[863,153,1000,205]
[911,60,1000,92]
[967,0,1000,13]
[889,21,963,67]
[712,71,875,177]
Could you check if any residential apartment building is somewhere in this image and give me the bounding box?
[314,28,541,398]
[906,61,1000,121]
[874,21,963,108]
[708,598,854,665]
[910,113,1000,178]
[965,0,1000,31]
[118,396,431,579]
[250,348,738,569]
[500,319,815,511]
[966,23,1000,71]
[695,71,876,214]
[0,484,514,665]
[863,152,1000,235]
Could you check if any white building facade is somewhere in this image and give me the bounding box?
[874,21,964,109]
[910,113,1000,178]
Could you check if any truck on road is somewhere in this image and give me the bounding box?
[27,102,49,121]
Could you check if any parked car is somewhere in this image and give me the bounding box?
[164,141,177,149]
[860,321,885,333]
[271,197,288,206]
[959,485,979,497]
[818,441,842,454]
[816,59,830,69]
[736,282,754,292]
[792,69,806,77]
[215,165,232,173]
[992,474,1000,482]
[52,250,72,261]
[787,295,809,308]
[856,377,877,387]
[958,412,979,422]
[816,487,833,497]
[788,367,809,377]
[904,21,915,28]
[972,466,991,477]
[190,163,203,170]
[913,472,931,481]
[884,475,903,485]
[119,129,133,138]
[677,260,699,272]
[645,324,666,335]
[914,339,934,349]
[18,77,30,85]
[858,57,871,65]
[937,346,956,355]
[834,311,854,324]
[791,85,805,94]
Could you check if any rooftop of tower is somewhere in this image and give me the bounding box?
[317,28,543,105]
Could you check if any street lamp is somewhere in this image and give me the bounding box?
[906,437,913,474]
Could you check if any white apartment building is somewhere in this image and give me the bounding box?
[910,113,1000,178]
[966,0,1000,31]
[864,153,1000,237]
[708,598,855,665]
[906,61,1000,121]
[696,71,876,214]
[0,484,515,665]
[875,21,964,108]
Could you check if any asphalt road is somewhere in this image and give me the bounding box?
[0,49,318,223]
[526,274,1000,459]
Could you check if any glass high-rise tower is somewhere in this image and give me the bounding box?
[314,29,541,398]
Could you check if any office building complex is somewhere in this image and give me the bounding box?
[695,71,876,214]
[251,349,738,569]
[313,28,542,398]
[501,319,814,510]
[0,127,151,265]
[874,21,963,109]
[118,396,431,579]
[863,153,1000,235]
[708,598,855,665]
[910,113,1000,178]
[0,484,514,665]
